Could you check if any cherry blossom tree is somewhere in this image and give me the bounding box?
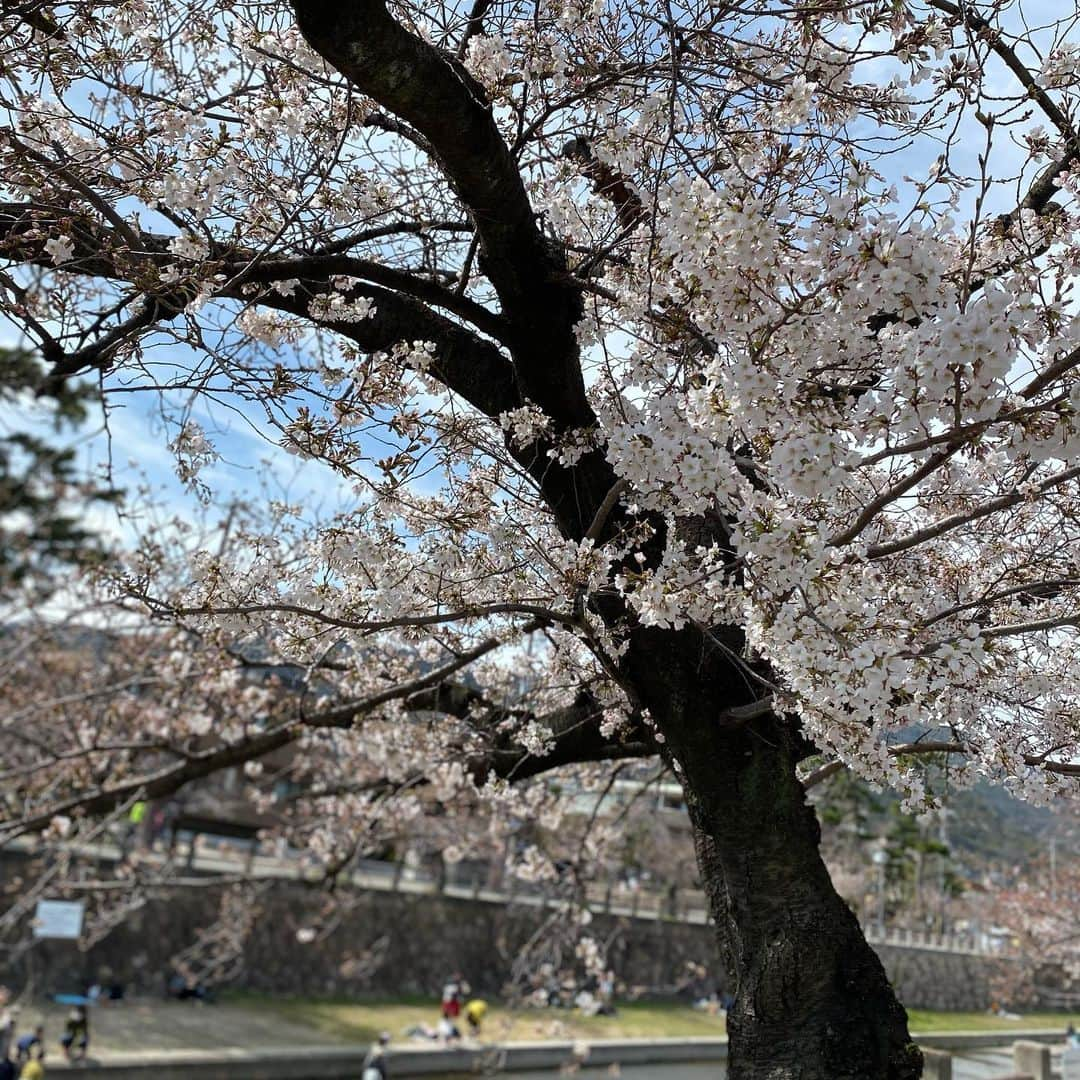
[974,828,1080,1008]
[3,0,1080,1075]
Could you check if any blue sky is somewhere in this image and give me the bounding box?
[3,356,363,551]
[2,0,1073,556]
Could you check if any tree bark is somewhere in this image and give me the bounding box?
[626,629,922,1080]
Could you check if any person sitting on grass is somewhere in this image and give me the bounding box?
[436,1017,461,1044]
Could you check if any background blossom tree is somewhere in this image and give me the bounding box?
[3,0,1080,1075]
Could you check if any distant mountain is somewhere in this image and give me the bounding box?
[946,781,1075,867]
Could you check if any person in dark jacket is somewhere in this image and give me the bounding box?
[59,1006,88,1061]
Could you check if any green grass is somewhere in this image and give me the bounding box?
[228,993,1079,1044]
[229,994,727,1044]
[907,1009,1080,1033]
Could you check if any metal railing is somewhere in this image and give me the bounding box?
[4,831,1012,959]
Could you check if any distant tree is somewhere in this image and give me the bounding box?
[881,804,955,928]
[982,851,1080,1010]
[0,351,118,599]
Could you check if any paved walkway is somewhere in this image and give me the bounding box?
[14,999,346,1058]
[464,1047,1060,1080]
[953,1048,1013,1079]
[9,1000,1064,1079]
[953,1044,1064,1078]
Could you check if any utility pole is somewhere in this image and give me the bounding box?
[939,806,950,935]
[872,848,889,937]
[1050,835,1058,903]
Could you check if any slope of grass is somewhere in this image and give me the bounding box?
[907,1009,1079,1034]
[229,994,727,1043]
[229,993,1078,1044]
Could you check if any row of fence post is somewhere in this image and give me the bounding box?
[923,1040,1076,1080]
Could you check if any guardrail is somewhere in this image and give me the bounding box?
[2,835,1004,957]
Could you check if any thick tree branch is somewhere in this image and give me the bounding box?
[290,0,570,326]
[0,721,298,847]
[801,740,967,790]
[456,0,494,59]
[289,1,619,544]
[303,621,546,729]
[257,279,521,420]
[0,202,522,416]
[923,578,1080,626]
[403,678,657,783]
[864,464,1080,561]
[155,599,577,634]
[0,629,533,843]
[561,136,646,235]
[929,0,1076,143]
[234,253,510,346]
[0,632,657,845]
[465,691,656,784]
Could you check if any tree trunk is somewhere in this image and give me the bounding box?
[626,629,922,1079]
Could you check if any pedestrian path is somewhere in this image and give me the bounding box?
[953,1044,1064,1079]
[953,1048,1014,1078]
[8,1000,1068,1080]
[15,999,346,1057]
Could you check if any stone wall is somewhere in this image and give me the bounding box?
[0,852,1007,1012]
[873,942,995,1013]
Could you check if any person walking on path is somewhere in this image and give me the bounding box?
[0,989,17,1062]
[59,1006,88,1062]
[361,1032,390,1080]
[122,800,147,855]
[440,973,466,1020]
[15,1027,43,1067]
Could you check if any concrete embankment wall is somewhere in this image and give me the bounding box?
[1,851,1003,1011]
[35,1033,1071,1079]
[41,1038,729,1079]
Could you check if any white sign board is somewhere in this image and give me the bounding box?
[1063,1046,1080,1080]
[32,900,84,940]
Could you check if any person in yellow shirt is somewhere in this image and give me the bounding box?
[19,1057,44,1080]
[463,999,487,1037]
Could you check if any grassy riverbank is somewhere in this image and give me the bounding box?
[232,994,727,1043]
[10,995,1079,1059]
[231,994,1080,1044]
